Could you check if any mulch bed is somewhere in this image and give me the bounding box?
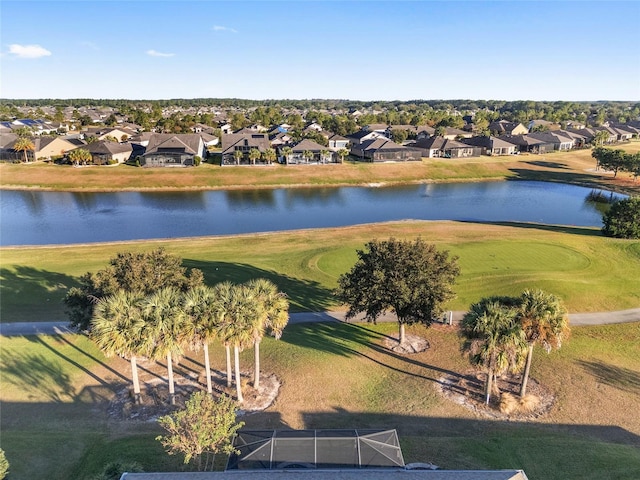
[437,370,556,420]
[108,370,280,422]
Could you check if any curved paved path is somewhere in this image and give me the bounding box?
[1,308,639,337]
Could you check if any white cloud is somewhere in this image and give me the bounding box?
[146,49,175,57]
[212,25,237,33]
[8,44,52,59]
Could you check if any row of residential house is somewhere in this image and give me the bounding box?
[0,126,216,166]
[1,115,639,167]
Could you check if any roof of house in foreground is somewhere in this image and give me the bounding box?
[121,469,529,480]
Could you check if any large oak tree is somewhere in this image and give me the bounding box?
[336,238,460,344]
[64,248,203,331]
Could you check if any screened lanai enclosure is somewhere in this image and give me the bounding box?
[226,429,405,471]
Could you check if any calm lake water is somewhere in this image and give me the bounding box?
[0,181,626,246]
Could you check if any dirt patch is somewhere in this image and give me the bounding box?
[437,370,556,421]
[108,370,280,422]
[383,334,430,354]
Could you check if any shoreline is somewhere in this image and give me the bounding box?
[0,174,510,193]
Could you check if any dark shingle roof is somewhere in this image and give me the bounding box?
[292,138,326,152]
[145,134,204,155]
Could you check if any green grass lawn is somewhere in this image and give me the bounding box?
[1,321,639,480]
[1,221,639,479]
[2,221,639,322]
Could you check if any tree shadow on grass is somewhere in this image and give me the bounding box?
[524,160,571,169]
[1,334,130,403]
[578,360,640,395]
[507,167,632,193]
[0,265,79,322]
[282,322,464,390]
[182,259,336,312]
[1,348,76,402]
[457,220,602,237]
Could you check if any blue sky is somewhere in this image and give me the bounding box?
[1,0,639,101]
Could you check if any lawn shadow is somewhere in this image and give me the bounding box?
[524,160,570,169]
[507,167,630,192]
[458,220,601,237]
[0,265,79,322]
[578,360,640,395]
[0,346,76,402]
[282,322,464,390]
[297,411,640,448]
[182,259,336,312]
[0,334,130,403]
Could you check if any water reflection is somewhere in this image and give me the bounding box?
[225,189,276,209]
[0,181,629,246]
[13,191,46,216]
[584,189,619,215]
[283,188,346,208]
[71,192,99,213]
[139,191,207,211]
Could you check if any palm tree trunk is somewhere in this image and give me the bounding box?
[520,344,534,397]
[203,343,212,394]
[399,323,406,345]
[485,370,493,405]
[225,344,232,388]
[234,345,244,403]
[254,339,260,389]
[131,355,141,404]
[167,352,176,405]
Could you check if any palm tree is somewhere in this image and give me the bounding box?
[68,148,92,166]
[281,146,293,164]
[91,290,146,404]
[249,148,261,165]
[263,148,277,165]
[337,148,349,163]
[302,150,313,164]
[140,287,187,405]
[244,278,289,389]
[183,286,219,394]
[592,130,610,147]
[211,282,235,388]
[13,137,35,163]
[320,149,330,164]
[233,149,243,165]
[215,284,256,403]
[461,298,528,405]
[517,289,569,397]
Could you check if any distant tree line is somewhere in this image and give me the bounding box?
[2,98,639,130]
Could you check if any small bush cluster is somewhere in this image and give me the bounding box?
[499,392,540,415]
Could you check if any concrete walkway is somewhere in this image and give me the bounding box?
[2,309,639,337]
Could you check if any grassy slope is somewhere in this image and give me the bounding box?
[1,321,638,480]
[2,221,639,322]
[1,142,639,194]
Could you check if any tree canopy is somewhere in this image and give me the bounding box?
[64,248,203,330]
[156,392,244,471]
[592,147,639,179]
[602,197,640,239]
[335,238,460,344]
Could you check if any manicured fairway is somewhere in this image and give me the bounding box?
[2,221,639,322]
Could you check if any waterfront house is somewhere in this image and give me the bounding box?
[142,133,206,167]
